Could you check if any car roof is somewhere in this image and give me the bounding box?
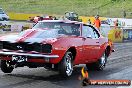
[38,20,83,24]
[38,20,96,28]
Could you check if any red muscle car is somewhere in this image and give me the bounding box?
[0,20,114,77]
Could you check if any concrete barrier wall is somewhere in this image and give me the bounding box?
[0,22,130,43]
[108,29,123,42]
[8,12,42,20]
[8,12,107,22]
[107,27,132,42]
[3,12,132,43]
[79,16,107,24]
[0,23,33,33]
[123,27,132,42]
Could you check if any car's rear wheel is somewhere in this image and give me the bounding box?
[96,52,107,70]
[86,51,107,71]
[1,60,14,73]
[59,51,73,77]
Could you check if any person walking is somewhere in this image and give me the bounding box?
[93,15,101,31]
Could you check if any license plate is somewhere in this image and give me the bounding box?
[12,55,27,62]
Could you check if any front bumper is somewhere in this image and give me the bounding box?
[0,51,59,58]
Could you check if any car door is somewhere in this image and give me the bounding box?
[89,26,102,60]
[82,25,100,63]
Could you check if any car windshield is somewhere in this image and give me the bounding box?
[32,22,80,36]
[34,29,59,38]
[18,29,59,39]
[0,9,4,14]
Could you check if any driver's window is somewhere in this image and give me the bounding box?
[93,31,99,38]
[87,27,96,38]
[82,26,92,38]
[82,25,99,39]
[88,26,100,38]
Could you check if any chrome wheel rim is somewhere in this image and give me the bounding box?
[65,54,73,76]
[100,53,106,69]
[6,61,13,68]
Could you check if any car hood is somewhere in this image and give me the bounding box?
[0,35,57,44]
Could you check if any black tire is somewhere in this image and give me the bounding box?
[59,51,73,77]
[96,52,107,70]
[1,60,14,73]
[86,51,107,71]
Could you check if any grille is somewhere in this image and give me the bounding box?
[42,44,52,53]
[0,41,52,53]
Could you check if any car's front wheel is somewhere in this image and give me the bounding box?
[59,51,73,77]
[1,60,14,73]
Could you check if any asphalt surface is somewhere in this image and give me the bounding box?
[0,36,132,88]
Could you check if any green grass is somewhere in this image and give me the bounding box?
[0,0,132,18]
